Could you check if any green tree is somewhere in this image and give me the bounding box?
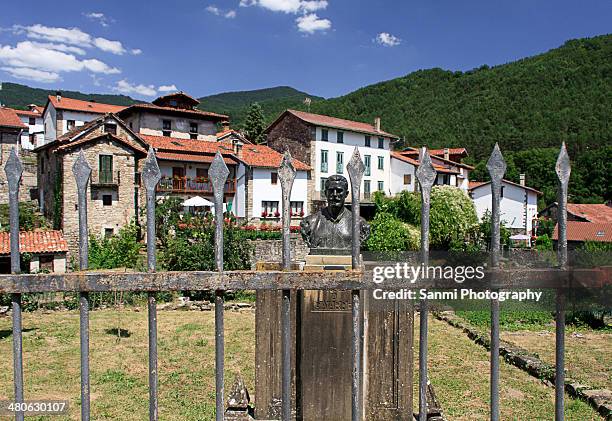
[364,212,420,252]
[243,102,266,144]
[89,222,143,270]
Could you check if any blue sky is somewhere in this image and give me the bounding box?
[1,0,610,100]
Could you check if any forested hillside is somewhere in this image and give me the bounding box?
[197,86,323,126]
[0,82,138,109]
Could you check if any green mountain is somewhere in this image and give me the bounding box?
[197,86,324,126]
[0,82,138,109]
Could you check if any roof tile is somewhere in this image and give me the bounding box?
[48,95,126,114]
[0,231,68,255]
[0,107,28,129]
[552,221,612,242]
[285,110,399,139]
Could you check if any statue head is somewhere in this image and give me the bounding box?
[325,175,349,210]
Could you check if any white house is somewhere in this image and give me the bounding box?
[265,110,399,207]
[42,92,126,145]
[12,105,45,149]
[469,175,541,235]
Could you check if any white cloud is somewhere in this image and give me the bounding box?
[1,66,60,83]
[239,0,257,6]
[258,0,302,13]
[207,5,237,18]
[93,37,126,55]
[158,84,178,93]
[300,0,327,12]
[84,12,113,27]
[296,13,331,34]
[29,41,87,56]
[0,41,120,76]
[114,79,157,97]
[375,32,401,47]
[131,48,143,55]
[14,24,134,55]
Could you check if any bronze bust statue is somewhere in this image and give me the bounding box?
[300,175,370,254]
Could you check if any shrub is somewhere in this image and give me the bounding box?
[364,212,420,252]
[89,222,143,270]
[535,234,553,251]
[0,202,49,232]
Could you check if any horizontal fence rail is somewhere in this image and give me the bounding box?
[0,143,580,421]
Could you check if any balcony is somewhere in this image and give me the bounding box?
[91,170,120,187]
[156,176,237,195]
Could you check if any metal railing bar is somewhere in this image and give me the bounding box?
[279,151,296,420]
[73,150,93,421]
[6,148,25,421]
[555,142,571,421]
[348,147,366,421]
[210,151,229,421]
[415,147,436,421]
[143,147,162,421]
[487,143,506,421]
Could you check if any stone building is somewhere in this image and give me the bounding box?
[0,230,68,274]
[35,113,148,251]
[0,107,27,203]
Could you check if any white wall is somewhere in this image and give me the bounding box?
[313,127,391,198]
[43,105,56,144]
[235,164,246,218]
[61,110,101,134]
[390,157,416,195]
[251,168,308,219]
[471,181,539,233]
[18,116,44,150]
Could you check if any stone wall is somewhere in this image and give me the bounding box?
[266,113,314,166]
[249,236,309,268]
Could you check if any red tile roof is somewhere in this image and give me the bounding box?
[468,181,488,189]
[47,95,126,114]
[13,106,43,118]
[281,110,399,139]
[118,103,228,120]
[0,107,27,129]
[391,151,460,174]
[152,92,200,107]
[567,204,612,224]
[0,231,68,255]
[552,222,612,243]
[141,134,309,170]
[156,151,234,164]
[467,179,543,195]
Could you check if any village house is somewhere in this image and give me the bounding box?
[469,175,541,235]
[0,107,27,203]
[9,104,45,150]
[0,230,68,274]
[42,92,126,146]
[541,203,612,249]
[265,110,399,210]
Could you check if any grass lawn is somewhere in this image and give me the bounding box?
[0,310,604,420]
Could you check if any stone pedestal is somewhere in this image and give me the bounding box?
[255,257,414,420]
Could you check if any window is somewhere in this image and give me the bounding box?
[196,168,208,179]
[261,201,279,217]
[271,172,278,185]
[104,123,117,135]
[378,137,384,149]
[365,136,370,147]
[404,174,412,185]
[364,180,371,197]
[336,151,344,174]
[364,155,371,176]
[190,123,198,139]
[377,181,384,192]
[337,131,344,144]
[162,120,171,136]
[29,134,36,146]
[290,201,304,216]
[102,194,112,206]
[129,122,133,129]
[320,177,327,197]
[99,155,113,183]
[28,117,36,125]
[320,150,328,173]
[501,186,505,198]
[104,228,114,238]
[377,156,384,170]
[321,129,328,141]
[67,120,76,131]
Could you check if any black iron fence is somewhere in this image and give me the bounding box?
[0,143,577,421]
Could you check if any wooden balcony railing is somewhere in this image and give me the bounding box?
[156,176,237,194]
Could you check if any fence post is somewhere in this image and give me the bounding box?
[415,147,436,421]
[142,147,162,421]
[486,143,506,421]
[555,142,570,421]
[278,151,296,421]
[72,150,92,421]
[210,151,230,421]
[4,148,24,421]
[347,147,365,421]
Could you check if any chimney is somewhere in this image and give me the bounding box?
[443,148,450,160]
[520,173,526,186]
[28,104,37,112]
[221,121,230,132]
[374,117,381,132]
[56,91,62,102]
[233,140,244,159]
